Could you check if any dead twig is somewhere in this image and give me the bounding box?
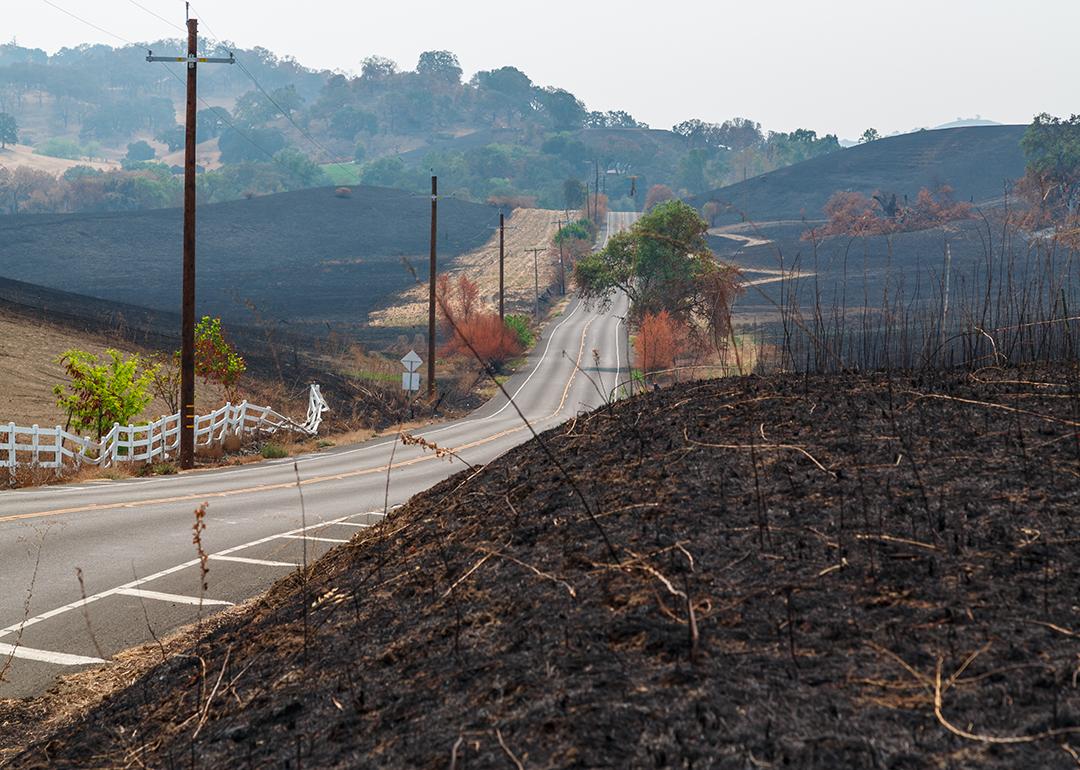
[684,426,836,478]
[479,547,577,599]
[192,646,231,739]
[495,728,525,770]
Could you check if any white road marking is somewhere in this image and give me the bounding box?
[331,522,373,528]
[114,588,234,606]
[0,511,387,666]
[209,555,297,567]
[279,534,349,544]
[0,642,104,666]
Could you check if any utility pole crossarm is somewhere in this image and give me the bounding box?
[146,54,236,65]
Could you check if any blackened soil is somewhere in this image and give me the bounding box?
[8,366,1080,769]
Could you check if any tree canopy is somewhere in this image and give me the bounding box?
[574,200,741,348]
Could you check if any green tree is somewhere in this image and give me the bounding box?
[218,127,286,163]
[859,127,880,144]
[574,200,741,347]
[1021,112,1080,217]
[193,316,246,402]
[53,349,157,441]
[125,140,155,161]
[416,50,462,83]
[0,112,16,148]
[563,178,586,210]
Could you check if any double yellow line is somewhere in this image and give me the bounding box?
[0,317,596,524]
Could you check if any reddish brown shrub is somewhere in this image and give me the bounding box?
[644,184,675,212]
[435,273,521,367]
[803,186,972,240]
[634,310,689,373]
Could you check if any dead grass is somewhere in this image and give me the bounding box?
[0,144,120,176]
[0,307,229,428]
[368,207,565,327]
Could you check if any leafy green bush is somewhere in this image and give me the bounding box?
[53,349,156,441]
[35,137,83,160]
[504,314,535,349]
[261,443,288,459]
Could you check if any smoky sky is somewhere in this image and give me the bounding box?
[9,0,1075,139]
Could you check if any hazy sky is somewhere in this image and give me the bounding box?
[10,0,1077,139]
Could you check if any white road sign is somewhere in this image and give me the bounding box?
[401,350,422,391]
[401,350,422,373]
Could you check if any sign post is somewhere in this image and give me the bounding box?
[401,350,422,393]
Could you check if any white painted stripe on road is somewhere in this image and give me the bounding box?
[210,555,297,567]
[279,534,349,544]
[0,513,359,639]
[115,588,234,606]
[331,522,373,528]
[0,642,104,666]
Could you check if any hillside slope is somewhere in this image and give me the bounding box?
[5,367,1077,768]
[0,186,495,338]
[692,125,1027,223]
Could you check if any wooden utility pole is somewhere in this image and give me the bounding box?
[498,212,505,321]
[147,19,233,469]
[427,175,437,398]
[526,247,544,321]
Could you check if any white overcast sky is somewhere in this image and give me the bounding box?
[8,0,1076,139]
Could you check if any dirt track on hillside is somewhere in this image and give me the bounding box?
[369,207,564,327]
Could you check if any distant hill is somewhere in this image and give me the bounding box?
[0,186,496,337]
[690,125,1027,224]
[932,117,1002,129]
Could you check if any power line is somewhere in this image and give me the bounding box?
[126,0,186,33]
[40,0,135,45]
[186,6,359,178]
[38,0,289,171]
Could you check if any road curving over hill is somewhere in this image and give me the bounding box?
[0,212,637,700]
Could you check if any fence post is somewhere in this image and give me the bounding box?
[31,425,40,467]
[54,426,63,469]
[5,423,14,470]
[110,423,120,466]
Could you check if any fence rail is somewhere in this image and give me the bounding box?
[2,384,328,472]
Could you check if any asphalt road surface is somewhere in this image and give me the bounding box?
[0,212,637,700]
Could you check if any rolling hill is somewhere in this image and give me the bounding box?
[691,125,1027,224]
[0,185,496,339]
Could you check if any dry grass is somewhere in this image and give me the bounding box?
[0,307,232,428]
[0,144,119,175]
[368,207,565,327]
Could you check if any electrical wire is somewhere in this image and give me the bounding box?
[38,0,291,170]
[125,0,185,34]
[186,5,360,178]
[40,0,135,45]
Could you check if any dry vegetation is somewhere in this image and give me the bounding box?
[0,144,118,176]
[0,308,227,428]
[368,207,565,328]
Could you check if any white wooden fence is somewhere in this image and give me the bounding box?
[2,384,328,472]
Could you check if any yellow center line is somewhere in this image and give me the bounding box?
[0,317,597,524]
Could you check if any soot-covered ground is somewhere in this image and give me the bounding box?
[5,366,1079,768]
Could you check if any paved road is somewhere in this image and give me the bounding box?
[0,211,637,699]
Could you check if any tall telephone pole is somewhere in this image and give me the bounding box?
[147,19,233,469]
[427,175,437,398]
[498,212,505,321]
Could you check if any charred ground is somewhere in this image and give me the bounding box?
[4,365,1079,768]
